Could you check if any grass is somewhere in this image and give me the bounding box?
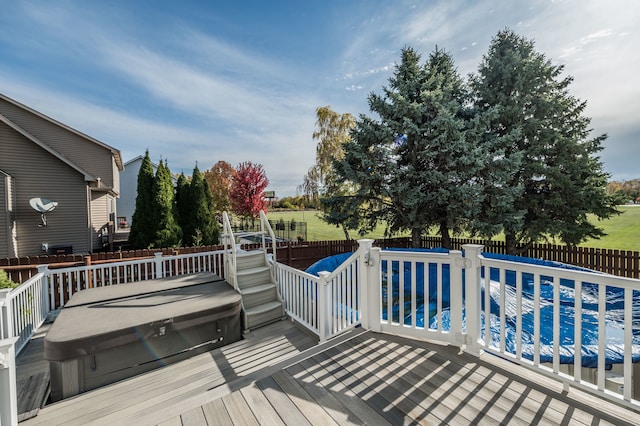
[268,205,640,251]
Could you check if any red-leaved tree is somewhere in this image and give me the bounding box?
[230,161,269,219]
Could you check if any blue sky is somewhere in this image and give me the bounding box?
[1,1,638,197]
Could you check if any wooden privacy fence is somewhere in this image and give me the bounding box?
[2,237,640,283]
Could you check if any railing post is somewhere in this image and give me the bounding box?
[0,289,12,340]
[0,337,19,426]
[154,252,164,278]
[357,239,374,330]
[367,247,382,332]
[462,244,484,356]
[318,271,331,343]
[449,250,464,347]
[36,265,51,325]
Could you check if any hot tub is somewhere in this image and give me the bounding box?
[44,272,242,401]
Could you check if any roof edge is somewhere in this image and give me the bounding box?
[0,93,123,170]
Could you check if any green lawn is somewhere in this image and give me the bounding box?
[268,206,640,251]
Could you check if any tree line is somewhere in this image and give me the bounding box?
[608,179,640,204]
[128,151,269,249]
[303,29,621,255]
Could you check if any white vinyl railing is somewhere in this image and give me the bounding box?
[222,212,238,290]
[0,267,49,354]
[277,239,371,341]
[476,249,640,404]
[362,244,640,408]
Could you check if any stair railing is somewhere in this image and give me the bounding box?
[259,210,277,282]
[222,212,238,290]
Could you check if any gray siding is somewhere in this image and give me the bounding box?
[90,191,114,250]
[117,157,144,226]
[0,123,90,256]
[0,97,118,190]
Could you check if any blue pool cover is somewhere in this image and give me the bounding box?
[306,249,640,367]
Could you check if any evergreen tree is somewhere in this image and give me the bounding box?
[327,47,480,247]
[183,165,219,246]
[151,160,182,248]
[175,173,191,237]
[128,150,155,249]
[470,29,620,254]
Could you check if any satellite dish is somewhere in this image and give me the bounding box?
[29,197,58,227]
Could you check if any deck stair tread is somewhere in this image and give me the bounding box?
[236,266,270,276]
[239,283,276,295]
[244,301,283,316]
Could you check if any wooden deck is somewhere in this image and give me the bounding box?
[17,320,640,425]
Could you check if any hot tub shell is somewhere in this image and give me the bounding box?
[45,272,241,401]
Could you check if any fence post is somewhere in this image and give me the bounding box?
[0,337,18,426]
[462,244,484,356]
[154,252,164,278]
[356,239,374,330]
[317,271,331,343]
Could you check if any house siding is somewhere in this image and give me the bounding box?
[118,157,144,226]
[0,123,90,255]
[0,96,118,190]
[90,191,114,250]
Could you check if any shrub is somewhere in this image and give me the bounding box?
[0,269,18,289]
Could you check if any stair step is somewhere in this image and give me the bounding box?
[236,265,270,276]
[236,266,272,289]
[245,300,282,316]
[241,284,277,309]
[244,301,284,330]
[240,283,276,295]
[236,250,267,269]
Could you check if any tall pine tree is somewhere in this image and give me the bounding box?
[175,172,191,240]
[181,165,218,246]
[470,29,619,254]
[327,47,480,247]
[151,160,182,248]
[128,150,155,249]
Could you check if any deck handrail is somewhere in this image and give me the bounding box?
[472,247,640,406]
[222,212,238,290]
[0,268,49,354]
[277,239,372,342]
[260,210,278,282]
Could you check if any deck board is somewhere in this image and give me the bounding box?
[221,391,259,426]
[201,398,233,425]
[17,320,640,425]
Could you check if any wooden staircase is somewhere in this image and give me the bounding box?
[223,212,285,332]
